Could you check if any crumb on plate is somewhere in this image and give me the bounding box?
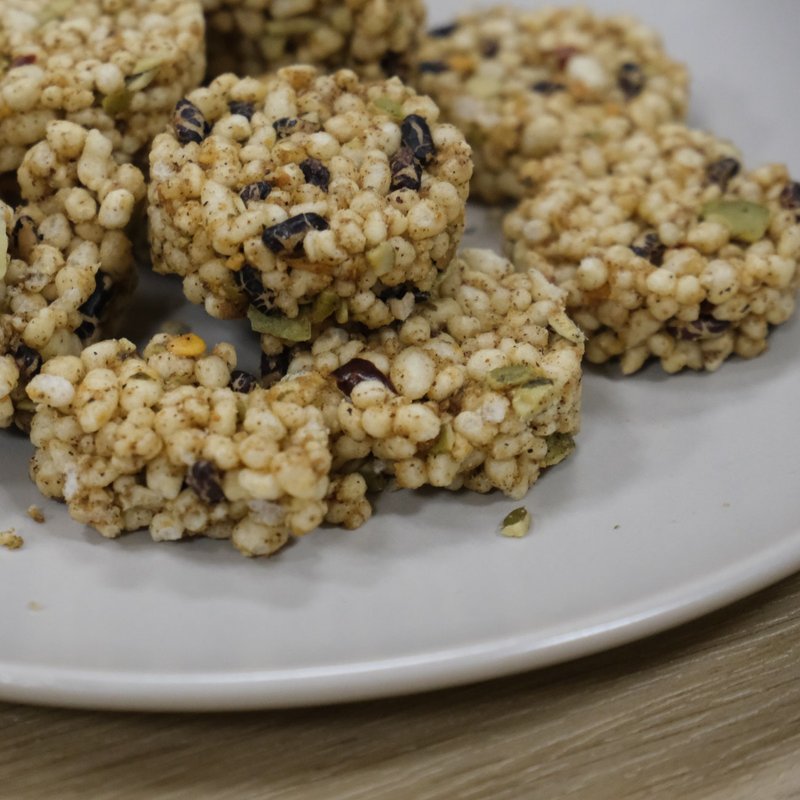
[27,505,45,523]
[0,529,23,550]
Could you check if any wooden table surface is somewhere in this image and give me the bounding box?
[2,572,800,799]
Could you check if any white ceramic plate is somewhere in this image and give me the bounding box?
[1,0,800,712]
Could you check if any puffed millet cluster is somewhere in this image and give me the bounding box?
[0,122,144,429]
[278,248,584,507]
[148,66,472,337]
[0,0,205,171]
[503,124,800,374]
[27,334,333,557]
[203,0,426,82]
[413,6,688,202]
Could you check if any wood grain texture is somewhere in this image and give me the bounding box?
[2,574,800,799]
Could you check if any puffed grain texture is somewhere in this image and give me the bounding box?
[0,0,205,171]
[27,334,332,557]
[203,0,426,81]
[503,124,800,374]
[148,66,472,331]
[414,6,688,202]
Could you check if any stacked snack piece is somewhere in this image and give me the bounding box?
[283,248,584,505]
[503,124,800,373]
[148,66,472,340]
[0,0,205,171]
[24,250,585,553]
[203,0,426,81]
[0,121,145,429]
[414,6,688,202]
[28,334,332,557]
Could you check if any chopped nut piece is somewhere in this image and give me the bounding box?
[167,334,207,358]
[247,307,312,342]
[701,199,771,243]
[541,433,576,467]
[486,364,545,390]
[27,505,46,524]
[501,507,531,538]
[511,380,556,420]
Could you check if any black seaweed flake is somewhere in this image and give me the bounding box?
[186,460,225,504]
[300,158,330,191]
[173,98,209,145]
[262,213,329,256]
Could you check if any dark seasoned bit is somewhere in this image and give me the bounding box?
[481,39,499,57]
[400,114,436,165]
[548,46,580,70]
[260,350,290,386]
[229,370,258,393]
[300,158,330,191]
[377,282,430,303]
[617,62,645,99]
[779,181,800,210]
[531,81,566,95]
[706,157,741,190]
[13,345,42,380]
[380,50,404,78]
[272,117,320,138]
[75,272,114,340]
[239,181,272,205]
[630,233,666,267]
[74,320,96,340]
[390,145,422,192]
[78,272,114,321]
[332,357,396,397]
[173,98,209,145]
[11,215,40,262]
[418,60,449,74]
[228,101,255,120]
[262,213,329,256]
[10,55,36,68]
[428,22,457,37]
[667,309,731,341]
[235,264,274,314]
[186,460,225,505]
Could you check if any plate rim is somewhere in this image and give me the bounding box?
[2,529,798,712]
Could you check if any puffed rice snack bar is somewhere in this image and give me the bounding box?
[503,123,800,374]
[27,334,332,558]
[0,0,205,171]
[277,248,584,513]
[0,122,145,429]
[413,6,688,202]
[148,66,472,336]
[203,0,426,82]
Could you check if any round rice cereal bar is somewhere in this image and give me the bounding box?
[148,66,472,334]
[503,124,800,374]
[414,6,688,202]
[0,122,145,429]
[0,0,205,172]
[27,333,333,558]
[204,0,426,81]
[276,248,584,503]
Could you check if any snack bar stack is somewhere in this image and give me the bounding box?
[280,248,584,507]
[203,0,426,81]
[147,66,472,348]
[503,124,800,374]
[0,0,206,171]
[0,122,145,430]
[413,6,688,202]
[27,333,333,557]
